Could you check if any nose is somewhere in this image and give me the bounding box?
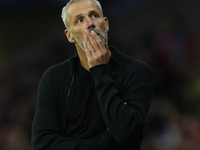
[86,17,95,30]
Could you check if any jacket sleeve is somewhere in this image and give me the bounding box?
[89,61,154,146]
[32,68,121,150]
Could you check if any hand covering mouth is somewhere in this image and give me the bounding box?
[88,28,107,45]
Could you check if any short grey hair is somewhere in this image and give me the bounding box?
[61,0,103,29]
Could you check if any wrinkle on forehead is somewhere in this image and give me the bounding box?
[67,1,102,24]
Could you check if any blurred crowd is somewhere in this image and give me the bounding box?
[139,12,200,150]
[0,0,200,150]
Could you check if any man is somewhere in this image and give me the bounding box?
[32,0,154,150]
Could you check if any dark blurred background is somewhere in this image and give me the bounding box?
[0,0,200,149]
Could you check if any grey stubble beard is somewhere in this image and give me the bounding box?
[71,28,108,52]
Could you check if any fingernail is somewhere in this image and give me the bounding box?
[91,31,95,35]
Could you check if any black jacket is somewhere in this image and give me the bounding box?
[32,47,154,150]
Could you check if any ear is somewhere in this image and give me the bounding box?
[64,29,75,43]
[104,17,109,32]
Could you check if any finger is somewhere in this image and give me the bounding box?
[84,35,96,58]
[84,35,92,56]
[90,31,110,61]
[90,31,105,51]
[85,34,97,56]
[86,31,101,52]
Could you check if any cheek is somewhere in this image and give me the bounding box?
[71,28,85,40]
[100,21,107,31]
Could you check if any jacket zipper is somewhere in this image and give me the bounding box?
[63,65,75,135]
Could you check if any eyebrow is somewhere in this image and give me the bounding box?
[73,10,101,20]
[88,10,100,16]
[74,14,83,20]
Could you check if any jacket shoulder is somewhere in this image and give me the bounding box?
[42,58,72,80]
[114,49,154,79]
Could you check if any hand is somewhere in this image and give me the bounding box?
[84,30,111,69]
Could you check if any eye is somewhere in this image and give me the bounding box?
[76,18,83,24]
[91,14,98,18]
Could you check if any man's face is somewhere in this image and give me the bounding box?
[65,1,109,51]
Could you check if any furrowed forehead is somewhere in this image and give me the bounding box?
[67,1,102,21]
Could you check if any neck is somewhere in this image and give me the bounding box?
[76,45,90,71]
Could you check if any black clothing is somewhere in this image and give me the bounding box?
[66,57,106,138]
[32,47,154,150]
